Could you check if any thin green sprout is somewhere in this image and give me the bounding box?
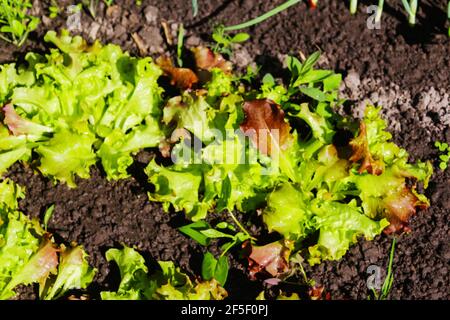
[223,0,300,31]
[402,0,418,25]
[350,0,358,14]
[177,23,185,67]
[375,0,384,23]
[192,0,198,17]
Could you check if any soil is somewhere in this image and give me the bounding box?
[1,0,449,300]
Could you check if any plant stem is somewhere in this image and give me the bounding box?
[227,210,255,240]
[447,0,450,36]
[350,0,358,14]
[375,0,384,24]
[402,0,417,25]
[380,237,396,300]
[192,0,198,17]
[223,0,300,31]
[177,23,184,67]
[409,0,418,25]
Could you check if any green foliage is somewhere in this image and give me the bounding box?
[212,25,250,56]
[192,0,198,17]
[179,220,252,286]
[0,179,95,300]
[100,246,228,300]
[0,0,40,47]
[369,238,396,300]
[0,30,164,187]
[435,141,450,171]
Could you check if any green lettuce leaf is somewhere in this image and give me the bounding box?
[0,30,164,185]
[43,245,96,300]
[0,179,96,300]
[36,129,97,188]
[101,246,227,300]
[308,200,389,265]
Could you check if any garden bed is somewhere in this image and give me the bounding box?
[1,0,449,300]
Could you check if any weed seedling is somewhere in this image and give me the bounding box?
[375,0,385,23]
[49,0,59,19]
[434,141,450,171]
[0,0,40,47]
[447,1,450,36]
[212,25,249,56]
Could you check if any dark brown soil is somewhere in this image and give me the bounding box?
[2,0,449,300]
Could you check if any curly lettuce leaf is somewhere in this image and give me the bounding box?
[308,200,389,265]
[101,246,227,300]
[263,183,312,240]
[145,160,210,221]
[36,129,97,188]
[163,93,217,143]
[0,179,96,300]
[0,30,164,185]
[43,245,96,300]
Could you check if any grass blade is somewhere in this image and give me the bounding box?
[380,237,396,300]
[223,0,300,31]
[350,0,358,14]
[375,0,384,23]
[177,23,184,67]
[192,0,198,17]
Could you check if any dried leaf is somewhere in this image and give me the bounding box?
[156,56,198,89]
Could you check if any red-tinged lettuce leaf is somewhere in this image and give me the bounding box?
[2,103,52,139]
[349,122,384,175]
[382,187,429,234]
[4,238,59,296]
[43,245,96,300]
[351,160,432,235]
[243,240,292,280]
[156,56,198,89]
[191,47,232,74]
[240,99,291,156]
[308,285,331,300]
